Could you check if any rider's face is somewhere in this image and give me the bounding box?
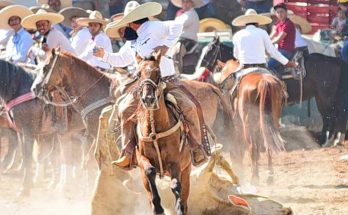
[182,0,194,11]
[36,20,51,35]
[88,22,102,36]
[8,16,21,32]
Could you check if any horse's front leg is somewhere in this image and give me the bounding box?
[266,149,274,185]
[138,154,164,215]
[177,164,191,215]
[19,132,35,197]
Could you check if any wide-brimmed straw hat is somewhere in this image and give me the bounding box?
[106,2,162,33]
[199,18,229,32]
[59,6,88,27]
[232,9,272,27]
[171,0,205,8]
[21,9,64,30]
[108,12,124,39]
[76,10,108,27]
[0,5,33,29]
[36,0,72,9]
[30,4,55,13]
[263,9,312,34]
[0,0,13,8]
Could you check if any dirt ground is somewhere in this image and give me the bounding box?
[0,127,347,215]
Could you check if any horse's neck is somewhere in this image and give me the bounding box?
[68,65,111,107]
[0,62,33,102]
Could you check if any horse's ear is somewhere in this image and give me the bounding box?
[52,47,61,57]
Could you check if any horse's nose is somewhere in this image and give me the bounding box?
[142,95,155,107]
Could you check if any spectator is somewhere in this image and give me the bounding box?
[332,7,346,35]
[268,3,296,75]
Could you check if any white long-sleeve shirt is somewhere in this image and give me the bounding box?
[102,21,182,77]
[233,25,289,65]
[80,31,112,69]
[102,40,136,68]
[6,28,33,64]
[71,27,92,56]
[135,20,183,77]
[46,27,76,55]
[175,8,199,41]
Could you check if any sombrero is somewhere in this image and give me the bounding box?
[76,10,109,27]
[108,13,124,39]
[0,0,13,8]
[36,0,72,9]
[106,2,162,32]
[29,4,55,13]
[263,9,312,34]
[0,5,33,29]
[59,6,88,27]
[171,0,205,8]
[232,9,272,27]
[21,9,64,30]
[199,18,229,32]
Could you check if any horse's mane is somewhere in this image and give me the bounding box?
[59,51,112,83]
[0,59,36,100]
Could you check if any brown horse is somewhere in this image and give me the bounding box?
[218,60,287,185]
[136,57,192,215]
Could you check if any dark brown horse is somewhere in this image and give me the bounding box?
[0,59,88,196]
[136,57,191,215]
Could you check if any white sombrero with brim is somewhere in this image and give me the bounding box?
[76,10,108,27]
[21,9,64,30]
[0,5,33,29]
[106,2,162,37]
[171,0,205,8]
[37,0,72,9]
[108,12,124,39]
[232,9,272,27]
[59,6,88,27]
[262,9,312,34]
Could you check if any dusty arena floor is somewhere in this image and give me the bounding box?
[0,136,347,215]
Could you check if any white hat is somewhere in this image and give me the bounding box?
[76,10,109,27]
[106,2,162,35]
[59,6,88,28]
[232,9,272,27]
[21,9,64,30]
[36,0,72,10]
[171,0,205,8]
[0,5,33,29]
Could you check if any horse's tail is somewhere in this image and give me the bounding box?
[210,84,233,123]
[257,75,286,153]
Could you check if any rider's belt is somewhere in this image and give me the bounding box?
[242,64,266,69]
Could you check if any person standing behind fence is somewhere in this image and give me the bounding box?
[268,3,296,75]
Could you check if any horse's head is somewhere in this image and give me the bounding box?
[138,56,162,110]
[198,36,221,71]
[31,48,64,97]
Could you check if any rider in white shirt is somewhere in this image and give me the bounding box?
[76,10,112,70]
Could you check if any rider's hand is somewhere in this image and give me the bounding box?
[42,43,49,52]
[153,45,169,59]
[93,47,105,58]
[285,60,298,68]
